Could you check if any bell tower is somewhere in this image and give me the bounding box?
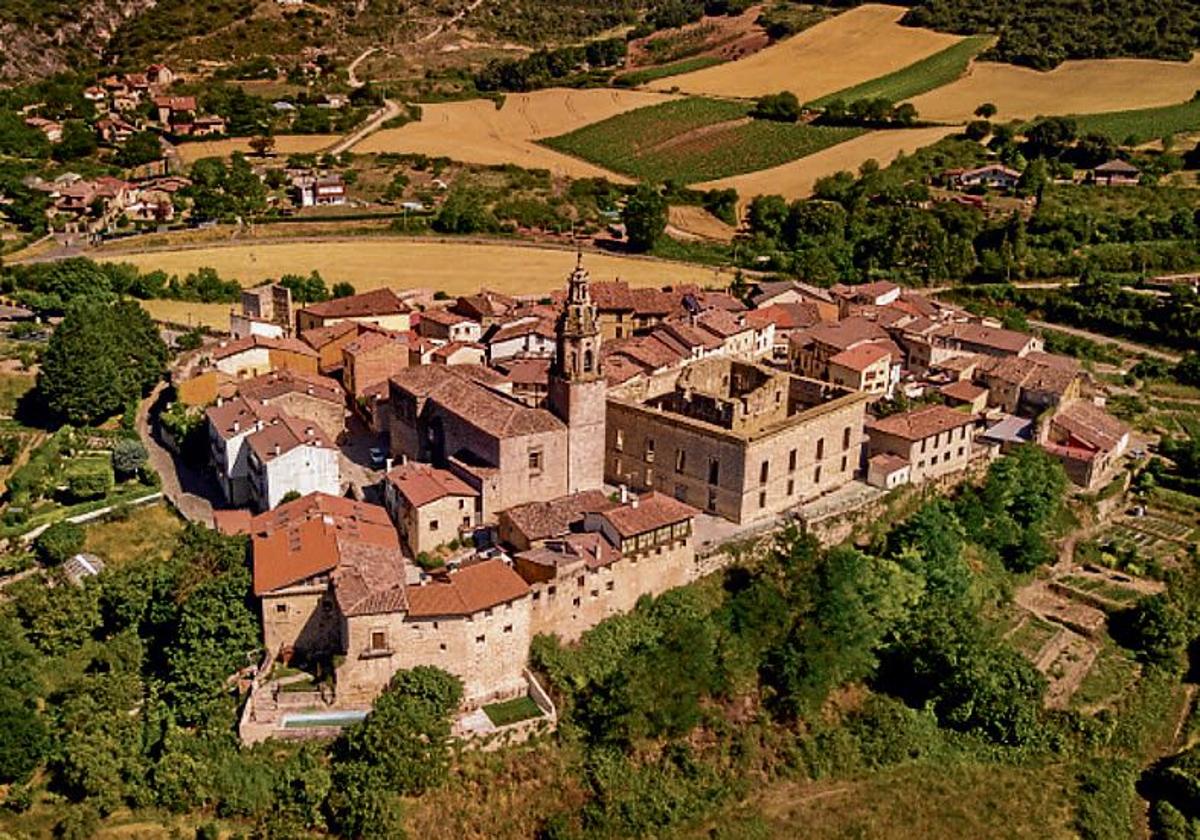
[549,254,606,493]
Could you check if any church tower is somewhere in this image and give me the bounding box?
[549,254,606,493]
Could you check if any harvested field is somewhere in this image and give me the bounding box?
[696,125,957,202]
[542,97,862,183]
[139,299,231,329]
[351,88,676,178]
[174,134,339,163]
[102,239,733,299]
[809,35,992,107]
[909,54,1200,124]
[667,205,737,242]
[649,4,963,103]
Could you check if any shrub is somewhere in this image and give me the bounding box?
[67,470,112,503]
[34,521,85,566]
[751,91,802,123]
[111,438,148,478]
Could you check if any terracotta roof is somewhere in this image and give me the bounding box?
[596,492,698,539]
[301,320,360,350]
[607,334,685,371]
[452,290,518,320]
[213,508,252,536]
[212,335,317,361]
[978,356,1077,396]
[828,343,891,372]
[1025,351,1081,372]
[515,531,620,572]
[206,396,275,440]
[494,357,551,386]
[1051,401,1129,453]
[936,322,1034,354]
[237,369,344,405]
[419,308,476,327]
[604,355,645,386]
[844,280,900,301]
[389,365,559,439]
[792,317,887,352]
[1095,159,1139,174]
[405,559,530,617]
[658,320,723,351]
[250,494,406,616]
[386,463,478,507]
[867,404,977,442]
[745,302,823,331]
[300,288,409,320]
[344,328,408,357]
[486,317,556,344]
[939,380,987,402]
[247,413,335,462]
[431,341,484,362]
[502,490,617,544]
[694,308,750,339]
[868,452,909,473]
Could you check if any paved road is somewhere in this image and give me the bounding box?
[137,381,218,526]
[326,98,402,156]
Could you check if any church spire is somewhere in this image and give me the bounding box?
[554,253,601,380]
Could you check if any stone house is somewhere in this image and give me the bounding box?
[383,462,480,556]
[826,343,895,399]
[236,369,346,442]
[939,379,989,414]
[210,335,318,378]
[296,288,412,334]
[866,452,911,489]
[606,358,868,524]
[484,317,556,362]
[449,290,519,327]
[342,329,409,398]
[497,489,617,552]
[974,353,1080,416]
[300,321,362,375]
[745,302,826,361]
[417,308,482,343]
[431,341,486,367]
[790,318,902,397]
[1040,399,1130,489]
[865,404,979,485]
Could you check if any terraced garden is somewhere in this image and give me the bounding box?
[542,97,864,183]
[809,35,992,108]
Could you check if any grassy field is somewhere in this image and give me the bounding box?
[909,54,1200,123]
[696,124,957,204]
[542,97,863,183]
[809,35,992,107]
[650,4,964,103]
[0,372,35,416]
[101,239,735,299]
[615,55,726,87]
[688,761,1076,840]
[352,88,675,178]
[82,503,184,568]
[139,299,231,329]
[1072,96,1200,143]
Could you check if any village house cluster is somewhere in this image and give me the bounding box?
[171,258,1131,741]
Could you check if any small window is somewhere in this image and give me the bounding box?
[532,590,541,601]
[439,642,447,651]
[760,461,769,484]
[577,575,585,587]
[708,458,720,485]
[675,448,686,472]
[645,438,655,462]
[958,446,965,457]
[503,624,513,633]
[370,630,387,651]
[458,499,465,509]
[645,467,654,485]
[943,452,951,463]
[841,455,848,472]
[813,465,822,484]
[615,428,624,452]
[572,597,581,607]
[707,488,717,511]
[606,581,614,592]
[843,427,852,450]
[786,479,794,496]
[758,490,766,509]
[674,483,687,502]
[429,519,439,532]
[788,449,797,472]
[462,516,471,527]
[275,603,287,614]
[475,634,485,644]
[529,449,543,472]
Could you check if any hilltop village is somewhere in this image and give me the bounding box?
[145,257,1134,740]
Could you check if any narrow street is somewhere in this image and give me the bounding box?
[136,381,218,526]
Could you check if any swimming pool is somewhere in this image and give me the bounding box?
[281,709,369,729]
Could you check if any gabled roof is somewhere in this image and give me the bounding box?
[405,559,530,617]
[485,317,556,344]
[206,395,275,440]
[939,380,987,402]
[694,308,750,339]
[595,492,698,539]
[389,365,560,439]
[212,335,317,361]
[300,288,409,320]
[935,322,1034,354]
[247,413,335,462]
[792,316,887,352]
[1095,159,1139,174]
[828,342,892,372]
[494,357,551,386]
[386,463,478,507]
[516,531,621,572]
[301,320,360,350]
[502,490,617,544]
[237,369,344,405]
[745,302,823,331]
[419,307,476,327]
[1051,400,1129,453]
[867,404,977,442]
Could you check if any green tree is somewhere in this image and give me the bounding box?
[38,299,168,425]
[114,131,163,168]
[975,102,998,118]
[0,689,47,783]
[331,281,356,299]
[621,185,668,252]
[54,120,98,161]
[111,438,148,478]
[35,520,85,566]
[751,91,801,122]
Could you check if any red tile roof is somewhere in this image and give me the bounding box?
[745,302,823,331]
[596,492,698,539]
[300,288,409,320]
[386,463,478,507]
[212,335,317,360]
[828,342,891,372]
[389,365,561,439]
[237,369,344,405]
[939,380,988,402]
[247,413,335,462]
[501,490,617,544]
[867,405,977,442]
[405,559,530,617]
[1051,400,1129,453]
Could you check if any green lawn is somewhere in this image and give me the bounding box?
[809,36,993,108]
[614,55,725,87]
[542,97,863,183]
[1072,96,1200,144]
[0,372,35,416]
[483,695,543,727]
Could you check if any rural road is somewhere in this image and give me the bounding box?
[346,47,378,89]
[418,0,488,43]
[327,98,402,156]
[1027,318,1181,363]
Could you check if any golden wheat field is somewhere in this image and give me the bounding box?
[103,239,734,298]
[909,55,1200,123]
[139,298,233,329]
[351,88,676,177]
[174,134,340,163]
[667,206,737,242]
[696,125,958,204]
[649,4,962,102]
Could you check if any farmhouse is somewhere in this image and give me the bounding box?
[942,164,1022,191]
[1092,159,1140,187]
[1040,399,1130,490]
[382,462,480,556]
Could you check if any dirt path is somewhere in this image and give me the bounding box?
[346,47,378,89]
[1027,319,1181,363]
[136,382,216,526]
[327,98,403,156]
[418,0,488,43]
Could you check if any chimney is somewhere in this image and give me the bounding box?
[385,458,394,472]
[273,443,281,456]
[232,420,239,433]
[619,484,628,503]
[630,495,639,509]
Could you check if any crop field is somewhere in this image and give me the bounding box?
[174,134,339,163]
[615,55,726,87]
[809,35,992,107]
[542,97,862,183]
[667,205,737,242]
[102,239,733,300]
[909,55,1200,123]
[138,299,232,329]
[649,4,963,103]
[351,88,675,178]
[1072,96,1200,143]
[696,124,958,203]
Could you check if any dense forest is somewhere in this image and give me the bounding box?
[898,0,1200,69]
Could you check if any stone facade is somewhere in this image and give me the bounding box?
[343,332,409,397]
[866,406,978,485]
[606,360,868,524]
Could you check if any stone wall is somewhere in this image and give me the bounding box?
[261,584,340,658]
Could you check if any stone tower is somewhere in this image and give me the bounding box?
[549,254,606,493]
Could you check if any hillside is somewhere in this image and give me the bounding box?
[0,0,156,84]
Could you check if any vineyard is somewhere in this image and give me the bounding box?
[542,97,863,183]
[1072,96,1200,144]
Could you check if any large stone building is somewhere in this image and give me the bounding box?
[387,259,607,515]
[865,404,979,485]
[605,357,869,524]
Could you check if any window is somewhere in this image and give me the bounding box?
[584,349,594,372]
[759,491,767,509]
[606,581,614,591]
[787,479,794,496]
[645,438,655,462]
[370,631,388,652]
[943,452,951,463]
[439,642,447,651]
[577,575,585,587]
[429,519,439,532]
[708,458,719,485]
[675,448,686,472]
[788,449,797,471]
[645,467,654,485]
[475,635,485,644]
[920,439,927,454]
[816,438,825,459]
[572,597,581,607]
[813,465,822,484]
[615,429,624,452]
[674,483,687,502]
[707,488,717,511]
[275,603,287,614]
[458,498,465,509]
[503,624,513,633]
[841,455,848,472]
[760,461,769,484]
[958,446,965,457]
[528,449,543,473]
[462,516,471,528]
[918,460,925,469]
[843,427,852,449]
